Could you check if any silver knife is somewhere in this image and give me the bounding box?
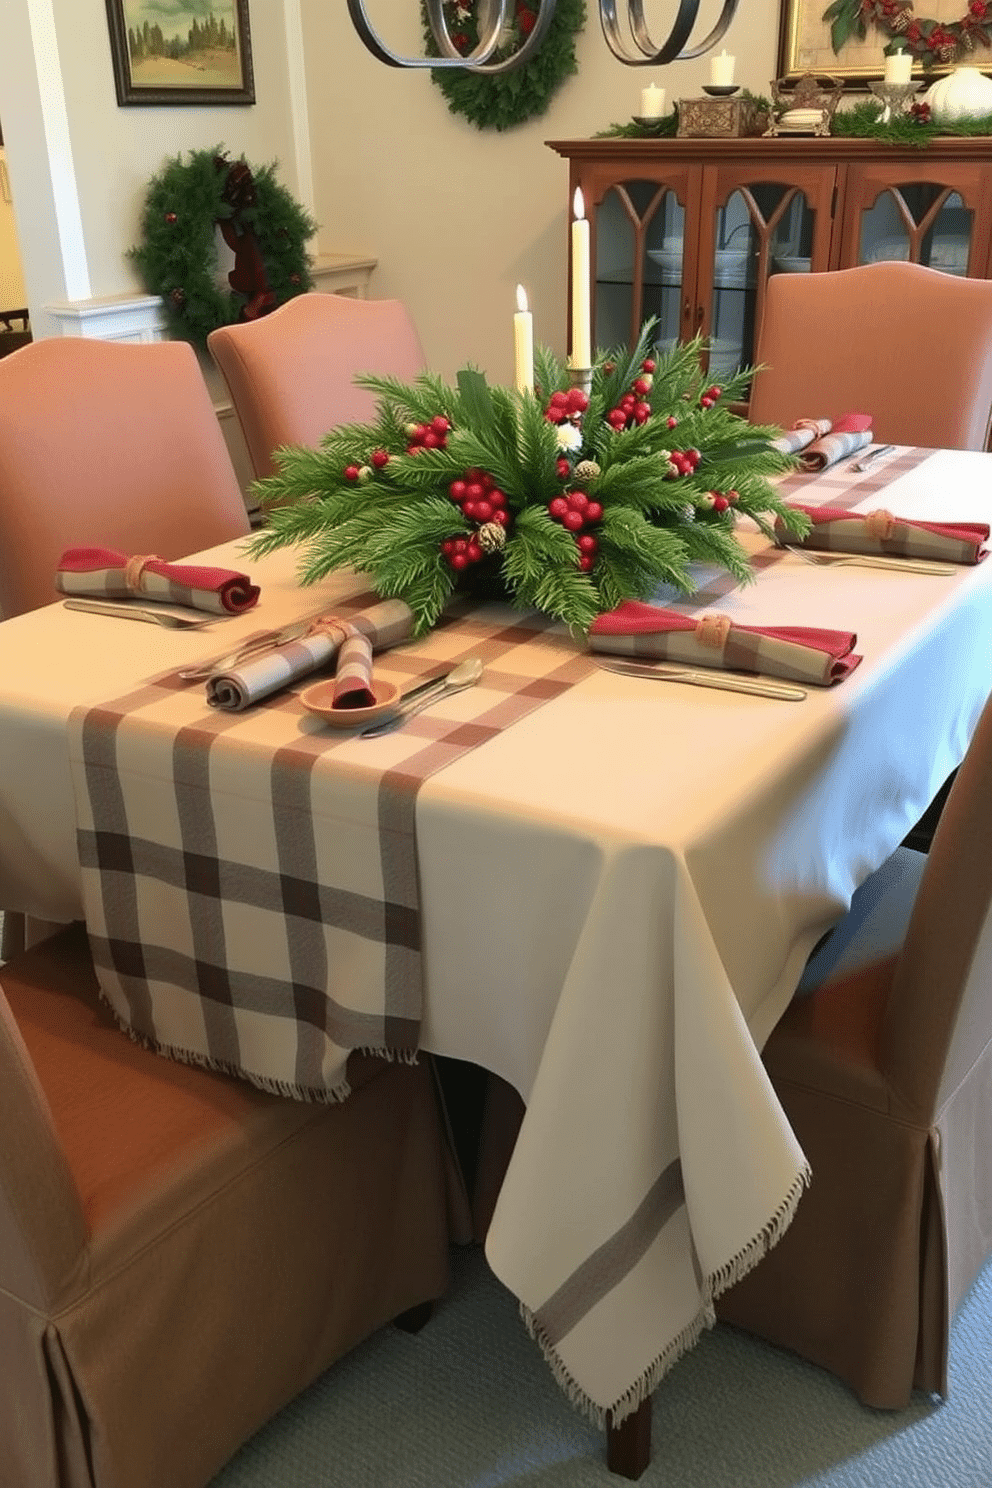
[851,444,896,473]
[63,598,213,630]
[597,658,807,701]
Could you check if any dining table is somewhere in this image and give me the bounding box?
[2,444,992,1477]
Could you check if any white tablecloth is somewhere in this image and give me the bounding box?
[2,447,991,1424]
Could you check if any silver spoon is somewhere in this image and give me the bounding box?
[360,657,483,737]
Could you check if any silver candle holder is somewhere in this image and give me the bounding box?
[868,79,923,123]
[568,364,593,398]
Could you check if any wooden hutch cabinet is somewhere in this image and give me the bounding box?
[546,136,992,383]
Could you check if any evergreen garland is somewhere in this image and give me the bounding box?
[245,327,805,636]
[423,0,586,131]
[129,147,317,349]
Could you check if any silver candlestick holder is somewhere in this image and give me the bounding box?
[868,79,922,123]
[568,364,593,397]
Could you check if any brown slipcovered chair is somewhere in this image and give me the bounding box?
[0,924,456,1488]
[716,684,992,1408]
[0,335,252,959]
[0,336,250,620]
[208,293,426,480]
[748,260,992,450]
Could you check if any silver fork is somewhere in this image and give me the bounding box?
[772,539,955,577]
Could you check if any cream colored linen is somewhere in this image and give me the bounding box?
[2,448,992,1423]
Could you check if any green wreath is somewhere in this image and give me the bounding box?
[423,0,586,131]
[129,147,318,349]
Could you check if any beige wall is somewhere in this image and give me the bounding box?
[1,0,782,376]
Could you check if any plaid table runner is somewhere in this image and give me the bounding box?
[69,592,593,1102]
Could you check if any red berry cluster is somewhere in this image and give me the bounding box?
[406,415,451,454]
[544,388,589,424]
[440,469,510,571]
[699,384,722,410]
[448,469,510,526]
[344,449,391,481]
[667,447,702,478]
[441,535,483,570]
[700,488,739,514]
[547,491,603,572]
[606,358,655,431]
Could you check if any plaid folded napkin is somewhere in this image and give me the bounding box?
[206,598,414,711]
[589,601,861,686]
[771,413,873,471]
[775,502,990,565]
[332,628,376,708]
[56,547,260,614]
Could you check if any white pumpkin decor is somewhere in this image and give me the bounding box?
[924,65,992,124]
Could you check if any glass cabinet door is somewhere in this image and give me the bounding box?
[697,167,837,381]
[840,163,992,279]
[591,174,695,356]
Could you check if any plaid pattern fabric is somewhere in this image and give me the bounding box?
[56,546,260,614]
[776,502,989,564]
[771,413,872,471]
[69,596,593,1103]
[206,599,414,711]
[589,601,861,685]
[333,628,376,708]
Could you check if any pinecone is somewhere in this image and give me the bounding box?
[476,521,507,554]
[574,459,601,484]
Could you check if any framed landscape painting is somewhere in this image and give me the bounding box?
[105,0,255,106]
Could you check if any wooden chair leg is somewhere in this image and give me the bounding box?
[392,1298,435,1334]
[606,1398,652,1480]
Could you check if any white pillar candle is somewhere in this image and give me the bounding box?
[884,49,913,84]
[571,188,592,370]
[640,82,665,117]
[710,49,735,86]
[513,284,534,395]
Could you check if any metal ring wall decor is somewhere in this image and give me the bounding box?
[348,0,742,70]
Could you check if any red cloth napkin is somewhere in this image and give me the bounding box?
[590,601,861,686]
[772,413,873,471]
[776,503,989,564]
[56,547,260,614]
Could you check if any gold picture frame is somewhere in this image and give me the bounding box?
[105,0,255,106]
[777,0,954,88]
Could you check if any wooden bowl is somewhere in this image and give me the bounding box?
[299,679,401,728]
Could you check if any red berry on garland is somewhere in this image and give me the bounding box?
[450,479,467,502]
[371,449,390,468]
[579,554,595,572]
[577,533,598,553]
[726,489,739,504]
[712,495,730,512]
[633,377,652,396]
[700,396,714,409]
[451,552,469,570]
[548,497,569,519]
[667,416,678,429]
[164,211,178,224]
[567,490,588,511]
[562,510,584,532]
[585,500,603,522]
[344,464,361,481]
[641,358,656,373]
[431,415,451,435]
[474,500,494,522]
[557,457,572,479]
[634,402,651,424]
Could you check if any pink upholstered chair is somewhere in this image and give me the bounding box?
[0,923,455,1488]
[208,293,426,479]
[748,260,992,450]
[0,336,250,620]
[717,683,992,1408]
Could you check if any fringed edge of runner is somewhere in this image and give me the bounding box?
[357,1044,420,1067]
[95,991,352,1104]
[706,1162,812,1301]
[519,1294,716,1431]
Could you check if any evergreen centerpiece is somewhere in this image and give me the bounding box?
[246,326,805,636]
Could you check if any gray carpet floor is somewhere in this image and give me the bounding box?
[209,1242,992,1487]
